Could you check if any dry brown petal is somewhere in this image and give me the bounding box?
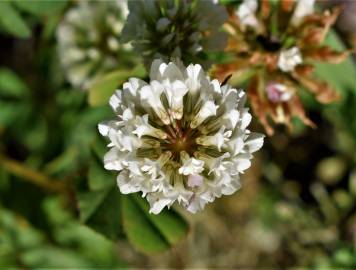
[304,46,350,64]
[287,96,316,129]
[295,74,340,103]
[248,76,274,135]
[281,0,295,12]
[302,6,341,43]
[295,64,315,77]
[264,53,279,71]
[212,59,251,82]
[260,0,270,20]
[302,27,326,45]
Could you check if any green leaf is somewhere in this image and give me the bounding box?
[132,194,189,245]
[13,0,68,16]
[78,188,111,223]
[122,194,189,254]
[0,68,29,97]
[88,156,115,191]
[0,2,31,38]
[0,101,30,128]
[88,65,146,107]
[85,188,123,240]
[314,30,356,93]
[22,247,92,268]
[121,195,169,254]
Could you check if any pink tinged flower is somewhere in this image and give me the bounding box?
[266,83,293,103]
[187,174,204,188]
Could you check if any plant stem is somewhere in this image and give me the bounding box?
[0,153,67,193]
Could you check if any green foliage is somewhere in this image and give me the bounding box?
[13,0,68,16]
[0,1,30,38]
[88,64,146,107]
[78,153,189,254]
[0,68,29,97]
[0,199,125,268]
[0,0,67,39]
[122,194,189,254]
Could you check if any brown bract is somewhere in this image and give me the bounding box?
[213,2,349,135]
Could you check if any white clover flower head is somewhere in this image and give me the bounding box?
[277,47,303,72]
[291,0,316,27]
[266,83,293,103]
[236,0,259,29]
[99,59,264,214]
[121,0,228,69]
[57,0,129,90]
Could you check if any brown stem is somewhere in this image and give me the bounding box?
[0,153,67,193]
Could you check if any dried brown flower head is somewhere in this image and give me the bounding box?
[213,0,350,135]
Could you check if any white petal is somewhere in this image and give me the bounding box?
[179,158,205,175]
[291,0,315,26]
[277,47,303,72]
[147,194,174,214]
[246,133,265,153]
[240,112,252,130]
[191,100,218,128]
[117,171,141,194]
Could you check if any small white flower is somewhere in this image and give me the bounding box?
[99,59,264,214]
[266,83,294,103]
[57,0,130,90]
[277,47,303,72]
[237,0,259,29]
[291,0,315,26]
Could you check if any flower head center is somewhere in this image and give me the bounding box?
[162,124,198,159]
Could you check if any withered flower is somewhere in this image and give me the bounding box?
[213,0,349,135]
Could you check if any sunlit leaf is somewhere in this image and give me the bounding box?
[121,195,169,254]
[13,0,68,16]
[0,2,31,38]
[88,65,146,107]
[132,194,189,246]
[122,194,188,254]
[0,68,29,97]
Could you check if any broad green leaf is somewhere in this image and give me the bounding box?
[13,0,68,16]
[88,65,146,107]
[78,188,111,223]
[85,188,122,240]
[22,247,92,268]
[0,68,29,97]
[0,2,31,38]
[314,30,356,94]
[22,117,48,152]
[121,195,170,254]
[88,156,115,191]
[132,194,189,245]
[43,147,80,176]
[0,101,30,128]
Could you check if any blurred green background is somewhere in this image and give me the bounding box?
[0,0,356,268]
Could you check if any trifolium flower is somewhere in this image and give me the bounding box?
[98,59,264,214]
[121,0,228,69]
[214,0,349,135]
[57,1,134,90]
